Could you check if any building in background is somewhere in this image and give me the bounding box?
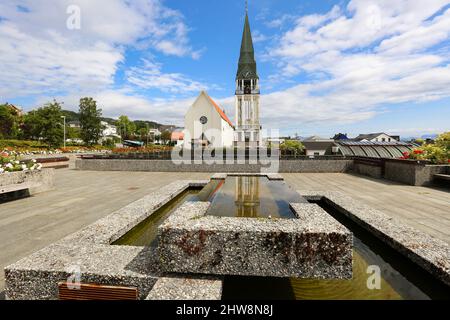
[332,133,349,141]
[68,121,81,128]
[171,129,185,147]
[302,136,336,156]
[184,91,234,149]
[5,103,23,117]
[149,128,162,144]
[354,132,400,143]
[100,121,120,143]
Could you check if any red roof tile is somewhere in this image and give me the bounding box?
[207,94,234,128]
[171,132,184,141]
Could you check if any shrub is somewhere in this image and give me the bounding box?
[280,140,305,156]
[402,132,449,164]
[0,139,49,149]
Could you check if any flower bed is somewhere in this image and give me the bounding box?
[112,146,172,154]
[399,132,449,164]
[1,146,112,158]
[0,154,42,174]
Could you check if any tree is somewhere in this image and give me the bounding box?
[79,97,103,146]
[21,110,43,140]
[280,140,305,156]
[117,115,136,140]
[0,103,20,139]
[40,100,65,147]
[67,126,81,140]
[22,100,64,147]
[139,127,149,144]
[161,130,172,145]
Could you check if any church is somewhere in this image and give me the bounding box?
[183,5,261,149]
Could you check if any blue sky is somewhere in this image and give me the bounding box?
[1,0,450,138]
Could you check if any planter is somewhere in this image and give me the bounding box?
[384,160,449,186]
[0,169,54,196]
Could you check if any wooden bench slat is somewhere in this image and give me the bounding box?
[58,282,138,300]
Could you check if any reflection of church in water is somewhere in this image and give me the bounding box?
[234,176,260,218]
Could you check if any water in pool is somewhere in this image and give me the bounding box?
[115,178,450,299]
[221,200,450,300]
[206,175,306,219]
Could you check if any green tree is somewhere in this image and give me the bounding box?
[21,110,43,140]
[161,130,172,145]
[67,126,81,140]
[117,115,136,140]
[139,127,149,144]
[280,140,305,156]
[40,100,64,147]
[79,97,103,146]
[22,100,64,147]
[0,103,20,139]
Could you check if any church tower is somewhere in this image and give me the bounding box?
[235,3,261,146]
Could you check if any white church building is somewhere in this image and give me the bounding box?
[184,91,235,149]
[183,6,261,149]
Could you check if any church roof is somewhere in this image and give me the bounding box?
[207,94,234,128]
[236,13,258,80]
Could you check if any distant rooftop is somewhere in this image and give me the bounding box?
[335,141,417,158]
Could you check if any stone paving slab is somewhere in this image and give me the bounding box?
[299,190,450,287]
[158,201,353,278]
[146,276,223,300]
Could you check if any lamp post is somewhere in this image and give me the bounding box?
[61,116,66,149]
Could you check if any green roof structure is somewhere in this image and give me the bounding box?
[236,13,258,80]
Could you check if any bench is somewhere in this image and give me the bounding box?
[58,282,138,300]
[35,157,69,164]
[35,157,70,169]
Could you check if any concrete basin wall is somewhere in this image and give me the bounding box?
[75,159,354,173]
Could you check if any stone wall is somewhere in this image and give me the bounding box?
[0,169,54,194]
[384,161,448,186]
[75,159,353,173]
[352,162,383,179]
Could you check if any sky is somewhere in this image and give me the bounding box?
[1,0,450,138]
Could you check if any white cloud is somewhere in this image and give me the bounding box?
[35,89,195,125]
[252,30,269,43]
[126,59,208,94]
[263,0,450,128]
[0,0,198,99]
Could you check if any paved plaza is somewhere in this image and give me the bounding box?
[0,168,449,296]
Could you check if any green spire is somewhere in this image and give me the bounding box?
[236,13,258,80]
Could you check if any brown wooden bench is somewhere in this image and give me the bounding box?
[34,157,70,169]
[35,157,70,164]
[58,282,138,300]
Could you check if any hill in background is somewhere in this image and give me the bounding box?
[61,110,169,130]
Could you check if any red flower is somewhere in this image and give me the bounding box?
[448,159,450,163]
[413,149,423,154]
